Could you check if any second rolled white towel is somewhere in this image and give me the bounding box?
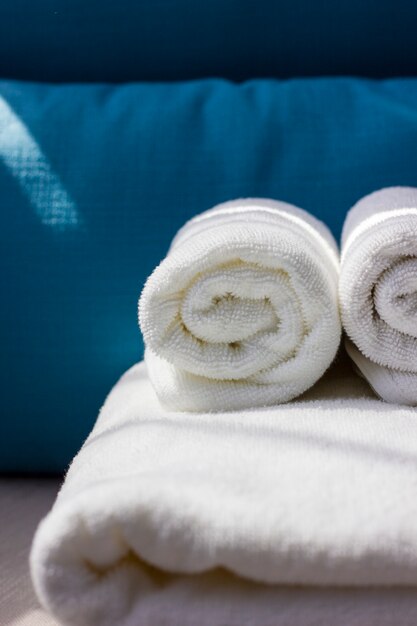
[340,187,417,406]
[139,198,341,411]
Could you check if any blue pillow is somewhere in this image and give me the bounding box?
[2,77,417,471]
[0,1,417,82]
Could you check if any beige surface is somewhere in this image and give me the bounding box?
[0,478,61,625]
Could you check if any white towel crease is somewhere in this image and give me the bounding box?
[30,360,417,626]
[139,198,341,411]
[340,187,417,405]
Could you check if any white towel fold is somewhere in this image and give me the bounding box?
[31,361,417,626]
[340,187,417,405]
[139,198,341,411]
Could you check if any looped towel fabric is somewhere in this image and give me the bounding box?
[139,198,341,411]
[340,187,417,405]
[30,361,417,626]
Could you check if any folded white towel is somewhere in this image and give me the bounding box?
[139,198,341,411]
[31,360,417,626]
[340,187,417,405]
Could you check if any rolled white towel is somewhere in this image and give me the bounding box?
[139,198,341,411]
[340,187,417,406]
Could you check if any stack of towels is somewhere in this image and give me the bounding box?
[31,188,417,626]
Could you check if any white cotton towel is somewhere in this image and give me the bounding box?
[139,198,341,411]
[340,187,417,405]
[30,360,417,626]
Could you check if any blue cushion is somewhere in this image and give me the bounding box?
[2,76,417,471]
[0,1,417,82]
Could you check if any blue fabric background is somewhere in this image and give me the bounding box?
[2,77,417,471]
[1,1,417,82]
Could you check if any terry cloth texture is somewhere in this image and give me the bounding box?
[340,186,417,405]
[31,359,417,626]
[139,198,341,411]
